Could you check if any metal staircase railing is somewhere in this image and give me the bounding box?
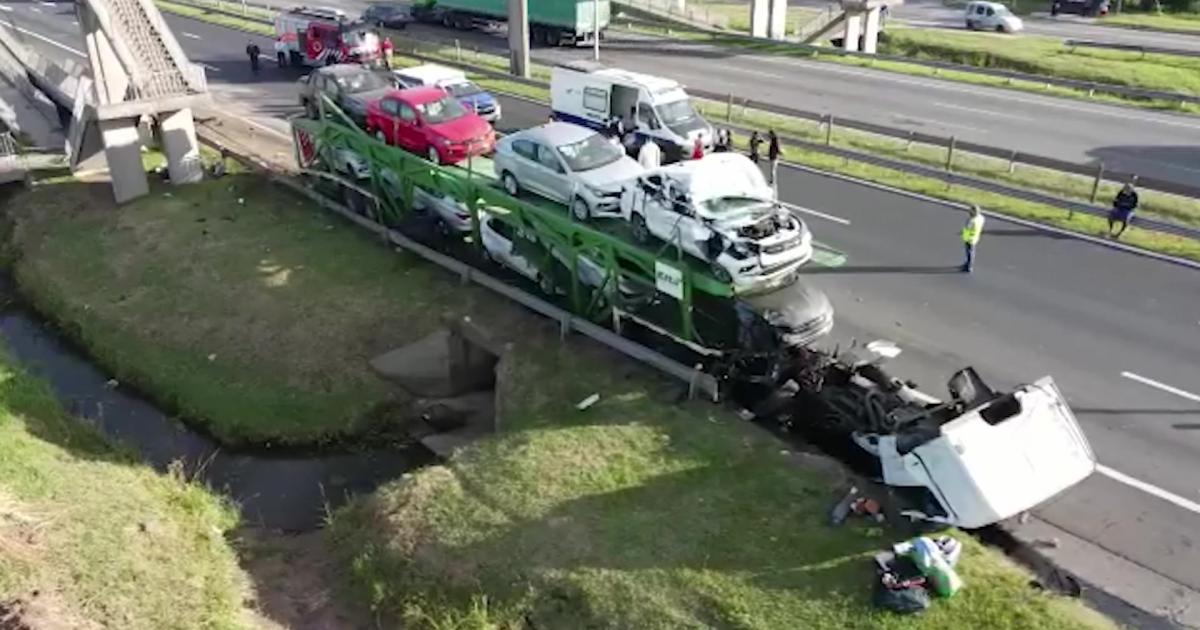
[798,4,846,44]
[92,0,194,99]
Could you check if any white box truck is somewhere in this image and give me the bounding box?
[550,61,714,164]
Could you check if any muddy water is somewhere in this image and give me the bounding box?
[0,308,432,531]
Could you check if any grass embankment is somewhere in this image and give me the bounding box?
[329,334,1114,628]
[0,345,251,627]
[4,165,498,446]
[879,28,1200,98]
[1106,11,1200,33]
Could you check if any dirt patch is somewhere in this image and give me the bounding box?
[236,528,372,630]
[0,592,100,630]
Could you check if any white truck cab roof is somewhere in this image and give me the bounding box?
[557,61,685,100]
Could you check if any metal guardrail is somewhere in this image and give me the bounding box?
[1064,38,1200,59]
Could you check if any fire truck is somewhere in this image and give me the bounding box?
[273,6,384,68]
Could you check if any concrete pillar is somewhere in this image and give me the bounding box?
[80,11,128,106]
[99,118,148,203]
[863,7,882,54]
[768,0,788,39]
[842,13,863,52]
[672,0,686,10]
[749,0,769,37]
[160,108,202,184]
[507,0,529,78]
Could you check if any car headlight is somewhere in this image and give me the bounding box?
[438,137,453,146]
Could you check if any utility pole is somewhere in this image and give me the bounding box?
[507,0,530,78]
[592,0,600,61]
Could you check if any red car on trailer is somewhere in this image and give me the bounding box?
[365,86,495,165]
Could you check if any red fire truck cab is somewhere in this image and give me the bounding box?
[274,6,383,68]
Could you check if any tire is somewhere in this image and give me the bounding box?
[965,19,976,29]
[277,51,287,67]
[710,262,732,283]
[631,213,650,244]
[427,146,441,164]
[305,100,318,120]
[571,197,591,222]
[996,24,1007,32]
[501,171,520,197]
[290,51,303,66]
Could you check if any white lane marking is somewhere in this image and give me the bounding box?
[1097,465,1200,515]
[780,201,851,225]
[30,6,40,12]
[39,1,55,6]
[1120,371,1200,403]
[0,6,13,12]
[182,31,201,39]
[200,62,220,72]
[754,53,1200,131]
[258,53,278,63]
[1,21,85,57]
[933,101,1032,121]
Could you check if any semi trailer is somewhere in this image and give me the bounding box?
[291,97,1097,530]
[411,0,611,46]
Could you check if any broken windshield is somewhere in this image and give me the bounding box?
[701,197,773,216]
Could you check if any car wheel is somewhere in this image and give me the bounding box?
[996,24,1007,32]
[537,273,555,295]
[710,262,733,283]
[631,213,650,244]
[571,197,591,222]
[502,172,520,197]
[427,146,440,164]
[965,19,976,29]
[375,129,388,145]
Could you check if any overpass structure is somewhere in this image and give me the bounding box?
[0,0,209,201]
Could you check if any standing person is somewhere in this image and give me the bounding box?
[638,138,662,169]
[246,41,261,75]
[1108,179,1139,240]
[691,137,705,160]
[748,130,762,165]
[961,204,985,273]
[381,37,394,69]
[767,129,781,185]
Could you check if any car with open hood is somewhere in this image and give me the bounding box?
[620,152,813,293]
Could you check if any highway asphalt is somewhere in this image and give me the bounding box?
[4,4,1200,620]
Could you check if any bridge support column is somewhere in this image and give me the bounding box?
[160,108,202,184]
[749,0,769,37]
[862,7,882,53]
[768,0,788,39]
[842,12,863,51]
[507,0,529,78]
[98,117,148,203]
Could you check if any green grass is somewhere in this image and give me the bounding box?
[0,343,250,628]
[878,27,1200,98]
[681,0,819,34]
[1106,11,1200,32]
[328,334,1115,629]
[3,167,501,446]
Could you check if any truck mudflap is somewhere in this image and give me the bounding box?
[870,375,1097,529]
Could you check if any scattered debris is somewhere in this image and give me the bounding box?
[1018,511,1031,525]
[829,486,859,526]
[874,536,965,614]
[575,393,600,411]
[104,379,118,389]
[207,354,217,362]
[737,408,756,421]
[850,497,885,523]
[1034,538,1060,549]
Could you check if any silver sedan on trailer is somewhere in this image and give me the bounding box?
[493,122,644,222]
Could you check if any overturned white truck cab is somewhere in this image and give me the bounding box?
[745,346,1097,529]
[620,153,813,293]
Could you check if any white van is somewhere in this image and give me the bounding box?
[550,61,713,164]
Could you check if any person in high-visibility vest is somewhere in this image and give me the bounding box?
[961,204,985,273]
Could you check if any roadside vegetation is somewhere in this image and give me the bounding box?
[1106,10,1200,32]
[329,332,1114,629]
[3,159,501,446]
[0,343,251,628]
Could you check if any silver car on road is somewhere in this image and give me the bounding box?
[493,122,644,222]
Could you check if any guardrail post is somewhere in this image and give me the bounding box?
[1008,150,1017,174]
[905,131,914,151]
[825,115,834,146]
[455,39,462,62]
[1088,162,1105,206]
[560,314,571,340]
[945,136,956,172]
[725,93,733,122]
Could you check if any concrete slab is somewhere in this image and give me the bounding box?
[0,85,64,150]
[369,329,453,397]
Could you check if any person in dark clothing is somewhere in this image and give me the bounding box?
[748,131,762,164]
[767,130,782,185]
[1108,179,1139,239]
[246,42,261,75]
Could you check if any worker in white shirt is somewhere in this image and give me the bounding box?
[961,204,985,273]
[637,139,662,169]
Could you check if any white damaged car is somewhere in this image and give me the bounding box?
[621,153,813,292]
